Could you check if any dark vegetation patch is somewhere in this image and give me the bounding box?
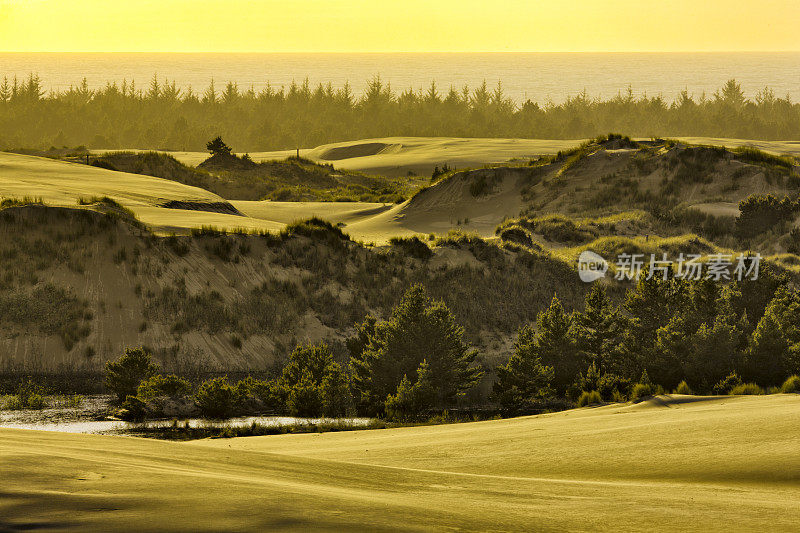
[158,200,243,216]
[388,236,433,260]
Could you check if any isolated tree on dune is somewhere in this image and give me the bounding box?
[351,284,483,416]
[206,136,233,157]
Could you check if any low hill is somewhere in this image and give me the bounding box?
[2,394,799,530]
[0,151,395,237]
[92,150,424,203]
[114,136,800,178]
[0,204,586,376]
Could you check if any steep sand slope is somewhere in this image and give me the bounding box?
[1,395,798,531]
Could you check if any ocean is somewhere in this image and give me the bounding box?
[0,52,798,104]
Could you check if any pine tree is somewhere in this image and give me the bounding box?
[620,267,681,377]
[534,295,580,392]
[104,347,159,402]
[574,285,622,374]
[321,361,350,417]
[206,136,232,156]
[351,284,483,416]
[384,360,436,421]
[281,343,351,417]
[748,286,800,385]
[492,325,555,413]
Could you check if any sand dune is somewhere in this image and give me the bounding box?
[0,152,402,238]
[11,136,800,243]
[107,136,800,179]
[0,151,510,242]
[0,152,224,207]
[98,137,584,176]
[1,394,798,531]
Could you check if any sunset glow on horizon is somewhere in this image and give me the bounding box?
[1,0,799,53]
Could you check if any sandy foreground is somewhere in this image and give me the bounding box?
[1,394,798,531]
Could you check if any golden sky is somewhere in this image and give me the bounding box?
[0,0,798,52]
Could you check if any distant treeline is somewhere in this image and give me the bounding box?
[1,75,798,151]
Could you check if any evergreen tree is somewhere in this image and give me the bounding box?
[620,268,682,378]
[492,324,555,413]
[104,347,159,402]
[321,361,350,417]
[345,315,377,359]
[574,285,622,374]
[351,284,483,416]
[748,286,800,385]
[533,295,581,392]
[287,369,323,417]
[206,136,232,156]
[384,360,436,421]
[281,343,351,417]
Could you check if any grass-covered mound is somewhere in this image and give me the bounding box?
[90,150,422,203]
[0,203,587,377]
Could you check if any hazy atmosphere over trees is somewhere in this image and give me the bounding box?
[1,76,798,151]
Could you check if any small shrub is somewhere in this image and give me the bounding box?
[630,383,655,402]
[713,372,743,395]
[674,380,693,395]
[283,217,350,244]
[230,335,243,349]
[137,374,192,401]
[576,390,603,407]
[119,395,147,421]
[498,226,533,247]
[196,377,238,418]
[780,375,800,393]
[105,347,159,402]
[389,236,433,260]
[469,175,494,197]
[729,383,764,395]
[7,380,47,410]
[165,235,191,256]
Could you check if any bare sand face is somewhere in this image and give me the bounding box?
[1,394,798,531]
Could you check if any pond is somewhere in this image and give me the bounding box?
[0,395,373,436]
